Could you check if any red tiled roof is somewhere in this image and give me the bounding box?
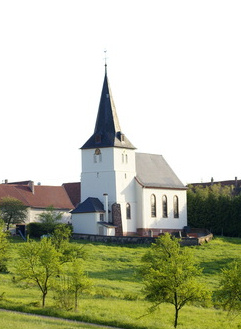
[62,182,81,208]
[0,182,74,210]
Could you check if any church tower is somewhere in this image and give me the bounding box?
[80,65,137,234]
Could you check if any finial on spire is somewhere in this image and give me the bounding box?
[104,49,107,74]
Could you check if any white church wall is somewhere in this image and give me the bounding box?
[135,181,144,229]
[138,187,187,231]
[120,201,137,234]
[71,213,99,234]
[81,148,117,203]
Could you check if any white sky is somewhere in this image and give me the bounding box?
[0,0,240,186]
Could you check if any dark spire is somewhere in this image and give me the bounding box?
[81,68,135,150]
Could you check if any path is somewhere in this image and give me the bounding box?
[0,308,125,329]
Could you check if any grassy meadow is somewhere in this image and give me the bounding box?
[1,236,241,328]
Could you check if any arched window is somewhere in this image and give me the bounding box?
[151,194,156,217]
[173,195,179,218]
[126,203,131,219]
[162,195,168,218]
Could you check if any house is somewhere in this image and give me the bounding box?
[189,177,241,196]
[0,180,75,224]
[71,66,187,237]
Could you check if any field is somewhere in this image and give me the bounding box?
[1,236,241,328]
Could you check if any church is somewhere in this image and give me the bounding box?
[71,66,187,237]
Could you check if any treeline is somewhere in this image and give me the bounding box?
[187,184,241,237]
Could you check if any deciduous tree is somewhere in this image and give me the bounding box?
[38,206,63,233]
[15,237,62,307]
[141,233,210,328]
[0,219,9,272]
[216,260,241,314]
[0,197,27,230]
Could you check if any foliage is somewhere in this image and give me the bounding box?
[0,219,9,272]
[141,233,210,327]
[15,237,62,307]
[27,222,48,238]
[51,224,72,251]
[0,197,27,230]
[215,260,241,314]
[54,259,92,311]
[38,206,63,233]
[187,184,241,236]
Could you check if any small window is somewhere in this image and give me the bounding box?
[126,203,131,219]
[173,195,179,218]
[94,149,102,163]
[151,194,156,217]
[100,213,104,221]
[162,195,168,218]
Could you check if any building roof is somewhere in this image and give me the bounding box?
[81,67,135,150]
[0,181,74,210]
[62,182,80,207]
[71,197,105,214]
[135,153,186,189]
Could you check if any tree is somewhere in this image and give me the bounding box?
[0,197,27,230]
[15,237,62,307]
[51,224,72,251]
[0,219,9,272]
[54,259,92,311]
[51,224,86,264]
[141,233,209,328]
[69,259,92,311]
[216,260,241,314]
[38,206,63,233]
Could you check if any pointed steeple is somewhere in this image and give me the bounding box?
[81,67,135,149]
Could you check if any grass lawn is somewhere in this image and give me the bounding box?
[0,309,117,329]
[1,236,241,328]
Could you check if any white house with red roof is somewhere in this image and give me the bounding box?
[0,180,75,224]
[71,66,187,237]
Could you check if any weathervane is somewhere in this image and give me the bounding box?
[104,49,107,73]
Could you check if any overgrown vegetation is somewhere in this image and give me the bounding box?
[1,236,241,328]
[187,184,241,236]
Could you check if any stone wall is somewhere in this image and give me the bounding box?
[72,232,213,246]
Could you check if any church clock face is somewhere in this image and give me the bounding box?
[95,148,101,155]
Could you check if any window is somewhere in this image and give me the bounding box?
[162,195,168,218]
[126,203,131,219]
[94,148,102,163]
[151,194,156,217]
[122,151,128,164]
[173,195,179,218]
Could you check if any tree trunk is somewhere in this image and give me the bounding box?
[174,307,179,328]
[42,292,47,307]
[74,289,78,311]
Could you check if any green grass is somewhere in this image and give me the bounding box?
[1,237,241,328]
[0,310,114,329]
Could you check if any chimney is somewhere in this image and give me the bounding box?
[211,177,214,186]
[4,179,8,184]
[103,193,108,222]
[235,176,238,188]
[29,181,34,194]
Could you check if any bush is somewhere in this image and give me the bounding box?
[27,222,51,238]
